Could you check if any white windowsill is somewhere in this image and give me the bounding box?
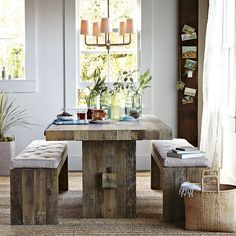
[0,80,38,93]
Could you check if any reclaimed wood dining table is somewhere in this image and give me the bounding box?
[45,115,172,218]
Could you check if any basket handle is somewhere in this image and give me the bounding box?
[202,169,218,177]
[201,170,220,193]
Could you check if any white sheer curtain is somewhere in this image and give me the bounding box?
[200,0,224,168]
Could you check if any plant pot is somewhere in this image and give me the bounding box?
[0,141,15,176]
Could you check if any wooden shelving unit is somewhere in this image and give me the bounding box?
[178,0,199,146]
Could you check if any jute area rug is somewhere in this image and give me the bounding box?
[0,172,230,236]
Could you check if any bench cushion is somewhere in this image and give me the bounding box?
[152,138,209,167]
[11,140,68,169]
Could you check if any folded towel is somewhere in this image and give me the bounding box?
[179,182,201,197]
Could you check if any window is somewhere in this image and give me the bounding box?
[77,0,140,106]
[0,0,25,80]
[221,0,235,114]
[0,0,37,93]
[221,0,236,131]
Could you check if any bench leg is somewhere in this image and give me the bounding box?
[162,167,207,223]
[11,168,59,225]
[151,155,162,190]
[59,156,68,192]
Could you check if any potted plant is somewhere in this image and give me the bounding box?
[83,67,107,118]
[111,69,152,117]
[131,69,152,115]
[0,92,32,175]
[109,71,135,119]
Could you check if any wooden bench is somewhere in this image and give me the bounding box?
[151,139,209,223]
[10,140,68,225]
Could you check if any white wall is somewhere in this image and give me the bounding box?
[151,0,177,135]
[2,0,178,171]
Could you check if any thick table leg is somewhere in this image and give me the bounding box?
[82,140,136,218]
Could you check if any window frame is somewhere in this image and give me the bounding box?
[77,0,141,91]
[221,0,236,132]
[0,0,37,93]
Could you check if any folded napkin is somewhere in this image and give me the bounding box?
[44,119,88,136]
[179,182,201,197]
[119,115,136,122]
[53,119,88,125]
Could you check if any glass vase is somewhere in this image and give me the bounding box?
[132,93,142,115]
[111,93,122,120]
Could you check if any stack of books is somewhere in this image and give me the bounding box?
[167,146,205,159]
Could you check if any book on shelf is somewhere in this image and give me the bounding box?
[175,146,199,151]
[172,148,201,154]
[167,150,205,159]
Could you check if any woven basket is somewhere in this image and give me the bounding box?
[184,170,236,232]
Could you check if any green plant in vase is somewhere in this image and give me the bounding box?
[131,69,152,115]
[84,67,106,108]
[110,71,135,119]
[83,67,107,119]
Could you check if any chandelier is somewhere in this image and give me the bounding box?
[80,0,135,52]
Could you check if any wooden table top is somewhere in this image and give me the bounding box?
[45,115,172,141]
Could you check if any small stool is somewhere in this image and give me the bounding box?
[10,140,68,225]
[151,138,209,223]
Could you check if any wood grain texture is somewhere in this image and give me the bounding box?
[45,169,58,224]
[10,169,23,225]
[45,115,172,219]
[59,156,68,192]
[104,189,117,218]
[82,141,136,218]
[11,168,60,225]
[151,150,208,223]
[10,151,68,225]
[45,115,172,141]
[22,169,35,224]
[151,155,162,190]
[34,169,46,224]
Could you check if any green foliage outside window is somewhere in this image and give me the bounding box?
[78,0,139,108]
[0,0,25,80]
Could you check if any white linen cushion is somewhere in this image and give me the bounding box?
[152,138,209,167]
[11,140,68,169]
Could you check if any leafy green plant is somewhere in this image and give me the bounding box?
[135,69,152,95]
[11,47,24,78]
[84,67,107,108]
[0,92,32,142]
[111,69,152,96]
[111,70,135,96]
